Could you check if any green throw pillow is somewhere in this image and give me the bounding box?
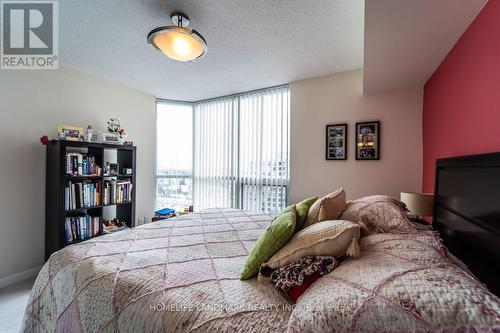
[295,196,318,231]
[240,205,297,280]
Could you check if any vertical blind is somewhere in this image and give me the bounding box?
[238,89,290,213]
[193,98,237,209]
[193,86,290,213]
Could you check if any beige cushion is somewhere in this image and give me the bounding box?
[302,188,346,229]
[262,220,360,270]
[318,189,347,221]
[340,195,416,235]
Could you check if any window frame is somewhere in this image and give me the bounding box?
[155,99,195,211]
[155,84,290,213]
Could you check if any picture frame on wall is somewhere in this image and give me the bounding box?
[326,123,347,160]
[355,121,380,160]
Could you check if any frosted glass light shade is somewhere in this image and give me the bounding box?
[400,192,434,217]
[148,26,207,62]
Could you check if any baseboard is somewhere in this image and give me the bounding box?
[0,266,42,289]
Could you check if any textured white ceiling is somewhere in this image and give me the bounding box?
[59,0,364,101]
[363,0,487,94]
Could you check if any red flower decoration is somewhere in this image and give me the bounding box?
[40,135,49,145]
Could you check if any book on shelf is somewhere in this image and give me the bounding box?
[65,153,101,176]
[64,215,100,243]
[103,179,133,205]
[65,180,101,210]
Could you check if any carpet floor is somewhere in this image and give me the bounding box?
[0,278,35,333]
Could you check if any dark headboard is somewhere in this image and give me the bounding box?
[433,153,500,296]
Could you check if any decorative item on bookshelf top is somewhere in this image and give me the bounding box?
[101,118,129,145]
[57,125,84,141]
[49,120,131,144]
[107,118,121,133]
[119,128,127,140]
[101,131,122,144]
[40,135,50,145]
[84,125,94,142]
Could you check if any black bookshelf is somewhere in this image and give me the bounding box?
[45,140,136,260]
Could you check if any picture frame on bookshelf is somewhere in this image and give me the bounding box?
[101,131,122,144]
[57,125,83,141]
[106,162,119,176]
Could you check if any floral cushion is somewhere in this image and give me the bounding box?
[267,255,338,302]
[340,195,416,235]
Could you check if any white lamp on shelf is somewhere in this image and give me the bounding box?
[400,192,434,222]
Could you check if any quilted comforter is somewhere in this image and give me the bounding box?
[288,230,500,332]
[22,208,500,333]
[21,209,291,332]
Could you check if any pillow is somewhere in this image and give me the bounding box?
[302,188,346,229]
[261,220,360,271]
[240,205,297,280]
[287,272,322,303]
[340,195,416,235]
[318,189,347,221]
[294,197,318,231]
[263,256,339,301]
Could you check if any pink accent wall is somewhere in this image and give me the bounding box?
[423,0,500,193]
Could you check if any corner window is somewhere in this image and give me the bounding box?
[156,102,193,211]
[156,86,289,214]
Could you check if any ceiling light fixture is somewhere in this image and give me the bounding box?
[147,11,207,62]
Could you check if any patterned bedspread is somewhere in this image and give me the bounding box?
[288,230,500,332]
[22,209,500,333]
[21,209,291,333]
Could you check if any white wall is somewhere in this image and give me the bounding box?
[290,69,423,202]
[0,68,155,280]
[0,67,422,281]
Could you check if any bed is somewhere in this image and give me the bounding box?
[22,154,500,332]
[21,209,292,332]
[432,152,500,296]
